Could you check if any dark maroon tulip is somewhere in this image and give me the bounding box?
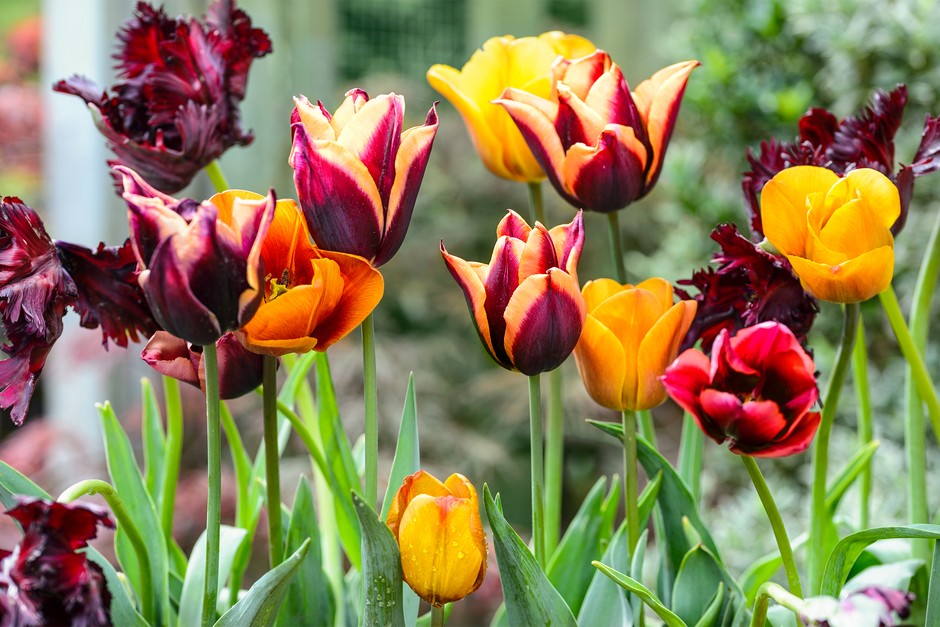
[53,0,272,193]
[141,331,264,399]
[117,166,274,346]
[0,498,114,626]
[662,321,820,458]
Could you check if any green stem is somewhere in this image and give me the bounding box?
[527,181,546,224]
[622,410,640,554]
[750,582,806,627]
[262,355,283,567]
[59,480,154,623]
[678,413,704,503]
[528,374,546,567]
[202,342,221,627]
[606,212,627,284]
[852,322,872,529]
[362,312,379,509]
[219,402,250,611]
[205,159,230,192]
[431,605,446,627]
[276,398,330,478]
[742,456,803,597]
[544,367,564,559]
[807,303,859,595]
[880,286,940,445]
[160,376,183,546]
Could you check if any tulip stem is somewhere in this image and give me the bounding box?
[750,582,806,627]
[742,456,803,597]
[362,312,379,508]
[852,322,872,529]
[59,479,154,624]
[807,302,859,595]
[544,367,564,559]
[202,341,222,627]
[262,355,283,567]
[606,211,627,284]
[431,605,446,627]
[622,410,641,555]
[527,181,546,224]
[205,159,230,192]
[160,376,183,547]
[678,412,704,503]
[528,374,546,568]
[637,409,657,447]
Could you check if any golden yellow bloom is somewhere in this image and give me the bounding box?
[761,166,900,303]
[386,471,487,607]
[574,278,696,411]
[427,32,595,182]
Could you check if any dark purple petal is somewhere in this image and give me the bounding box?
[140,331,200,388]
[911,114,940,177]
[566,128,645,213]
[482,237,520,368]
[826,85,906,176]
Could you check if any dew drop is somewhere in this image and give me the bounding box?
[457,551,465,559]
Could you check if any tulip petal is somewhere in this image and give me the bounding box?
[581,278,627,311]
[377,102,439,267]
[562,125,648,213]
[698,389,746,434]
[518,224,559,280]
[555,85,607,150]
[814,197,894,260]
[574,314,627,411]
[496,209,532,241]
[554,51,609,101]
[290,123,384,260]
[727,398,790,451]
[387,470,451,538]
[481,237,525,366]
[311,249,385,351]
[329,88,369,136]
[293,94,335,141]
[239,285,324,355]
[583,63,643,133]
[787,245,894,303]
[504,269,585,376]
[841,168,901,230]
[749,411,820,458]
[548,211,584,277]
[634,277,675,310]
[635,300,697,410]
[140,331,200,388]
[335,93,404,210]
[761,166,840,257]
[661,348,714,434]
[441,243,499,368]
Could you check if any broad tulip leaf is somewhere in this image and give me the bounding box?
[694,583,725,627]
[98,402,170,626]
[630,529,649,624]
[352,493,405,627]
[926,541,940,626]
[672,546,725,626]
[214,539,311,627]
[277,476,334,626]
[578,523,632,627]
[178,526,247,626]
[483,484,576,627]
[592,560,687,627]
[140,378,165,506]
[380,373,421,627]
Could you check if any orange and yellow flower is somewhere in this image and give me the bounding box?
[427,32,595,182]
[237,195,384,356]
[386,471,487,607]
[760,166,900,303]
[574,278,696,411]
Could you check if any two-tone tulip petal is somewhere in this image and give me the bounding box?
[236,195,384,356]
[386,471,487,607]
[442,210,585,375]
[496,52,698,212]
[290,90,438,267]
[427,32,595,182]
[574,277,696,411]
[118,166,274,345]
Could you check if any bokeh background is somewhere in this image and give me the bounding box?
[2,0,940,623]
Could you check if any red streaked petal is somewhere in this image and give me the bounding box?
[293,94,335,140]
[661,348,711,421]
[518,224,558,280]
[548,211,584,277]
[482,237,523,366]
[731,399,789,448]
[496,209,532,241]
[555,85,606,150]
[562,125,647,213]
[441,242,501,368]
[141,331,200,387]
[698,388,745,435]
[583,63,643,132]
[553,50,610,101]
[748,411,820,458]
[335,93,404,210]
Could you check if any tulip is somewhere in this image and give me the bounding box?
[760,166,899,303]
[441,210,586,376]
[117,166,274,346]
[236,195,384,355]
[496,51,698,212]
[54,0,272,193]
[574,277,696,411]
[289,89,438,267]
[662,321,820,457]
[386,471,486,607]
[427,32,595,182]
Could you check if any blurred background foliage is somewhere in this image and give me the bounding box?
[2,0,940,621]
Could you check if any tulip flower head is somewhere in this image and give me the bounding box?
[54,0,272,193]
[427,32,595,182]
[662,322,820,457]
[386,471,487,607]
[574,277,696,411]
[496,51,698,212]
[236,195,384,356]
[118,166,274,346]
[760,166,900,303]
[290,89,438,267]
[441,210,586,376]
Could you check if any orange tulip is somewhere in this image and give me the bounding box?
[574,277,696,411]
[386,471,487,607]
[760,166,900,303]
[427,32,595,182]
[236,194,384,355]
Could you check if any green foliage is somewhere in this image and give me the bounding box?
[353,493,406,627]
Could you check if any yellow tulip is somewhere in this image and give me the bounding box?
[427,32,595,182]
[386,471,487,607]
[574,278,696,411]
[760,166,900,303]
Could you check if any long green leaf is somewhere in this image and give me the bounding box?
[926,541,940,626]
[353,493,405,627]
[592,561,687,627]
[483,484,576,626]
[672,546,725,626]
[140,378,166,506]
[214,539,311,627]
[694,583,725,627]
[825,439,879,514]
[578,523,631,626]
[98,402,170,626]
[178,526,248,625]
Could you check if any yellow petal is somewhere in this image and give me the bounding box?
[761,166,840,257]
[634,277,675,311]
[842,168,901,230]
[635,300,697,410]
[814,198,894,260]
[787,246,895,303]
[293,95,335,140]
[581,278,630,312]
[574,314,627,410]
